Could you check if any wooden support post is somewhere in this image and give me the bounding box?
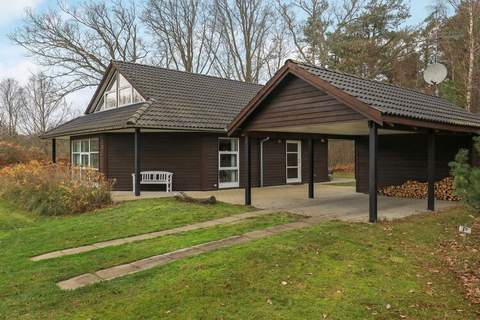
[51,138,56,163]
[427,130,435,211]
[308,138,314,199]
[134,128,141,197]
[368,121,378,223]
[244,135,252,205]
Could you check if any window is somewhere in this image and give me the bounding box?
[72,138,100,169]
[286,140,301,183]
[218,138,239,188]
[97,72,144,111]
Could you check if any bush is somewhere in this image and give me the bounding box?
[0,161,113,215]
[449,136,480,209]
[0,141,46,167]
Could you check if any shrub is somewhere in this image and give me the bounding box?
[0,141,46,167]
[0,161,113,215]
[449,136,480,209]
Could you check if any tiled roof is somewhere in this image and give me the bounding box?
[44,61,262,137]
[44,59,480,138]
[114,61,262,130]
[42,103,144,138]
[296,61,480,128]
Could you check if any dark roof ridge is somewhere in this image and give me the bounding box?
[291,60,464,111]
[112,60,264,88]
[126,100,154,125]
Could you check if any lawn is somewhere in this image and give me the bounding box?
[332,171,355,179]
[0,198,479,319]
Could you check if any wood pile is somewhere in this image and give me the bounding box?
[378,177,460,201]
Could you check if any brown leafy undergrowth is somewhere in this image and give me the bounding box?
[440,216,480,304]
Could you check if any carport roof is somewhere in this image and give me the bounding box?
[228,60,480,134]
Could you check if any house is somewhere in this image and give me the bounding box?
[43,61,330,192]
[44,59,480,221]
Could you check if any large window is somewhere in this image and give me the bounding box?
[218,138,239,188]
[72,138,99,169]
[98,73,143,111]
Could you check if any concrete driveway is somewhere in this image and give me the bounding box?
[186,182,458,222]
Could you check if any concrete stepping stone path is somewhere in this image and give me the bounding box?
[57,219,320,290]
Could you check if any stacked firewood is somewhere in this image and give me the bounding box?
[378,177,460,201]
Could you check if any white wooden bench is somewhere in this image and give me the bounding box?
[132,171,173,193]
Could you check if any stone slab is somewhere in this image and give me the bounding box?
[95,263,140,280]
[57,273,102,290]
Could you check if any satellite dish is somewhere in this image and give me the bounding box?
[424,63,447,85]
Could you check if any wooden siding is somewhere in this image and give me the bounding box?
[356,134,472,193]
[244,75,365,131]
[106,133,204,191]
[100,132,329,191]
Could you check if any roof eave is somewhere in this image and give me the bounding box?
[382,115,480,134]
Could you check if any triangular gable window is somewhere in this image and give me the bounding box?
[95,72,144,112]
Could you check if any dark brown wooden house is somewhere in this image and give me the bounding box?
[43,61,329,193]
[44,59,480,222]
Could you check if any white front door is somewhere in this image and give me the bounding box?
[286,140,302,183]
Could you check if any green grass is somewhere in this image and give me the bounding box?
[1,198,479,319]
[332,171,355,179]
[327,181,357,187]
[0,198,250,254]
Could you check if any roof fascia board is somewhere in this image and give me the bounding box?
[42,126,226,139]
[382,115,480,134]
[85,63,115,114]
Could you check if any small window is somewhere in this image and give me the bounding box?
[133,89,142,103]
[71,138,100,169]
[219,139,239,152]
[104,91,117,110]
[119,87,132,106]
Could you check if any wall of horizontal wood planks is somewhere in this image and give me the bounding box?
[355,133,474,193]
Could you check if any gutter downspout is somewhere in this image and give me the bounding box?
[260,137,270,187]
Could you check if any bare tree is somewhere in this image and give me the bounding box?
[9,0,147,95]
[0,79,26,137]
[212,0,275,83]
[22,73,72,135]
[265,19,294,77]
[143,0,221,74]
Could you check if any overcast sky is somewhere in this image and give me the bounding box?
[0,0,435,112]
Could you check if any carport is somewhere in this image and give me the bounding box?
[228,60,480,223]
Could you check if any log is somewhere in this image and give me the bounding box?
[175,192,217,205]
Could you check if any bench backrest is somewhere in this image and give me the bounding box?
[140,171,172,183]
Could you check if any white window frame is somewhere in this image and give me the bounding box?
[71,138,99,170]
[286,140,302,184]
[218,138,240,189]
[98,72,144,111]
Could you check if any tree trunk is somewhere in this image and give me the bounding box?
[466,2,475,112]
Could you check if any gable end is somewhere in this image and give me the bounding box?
[243,75,366,131]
